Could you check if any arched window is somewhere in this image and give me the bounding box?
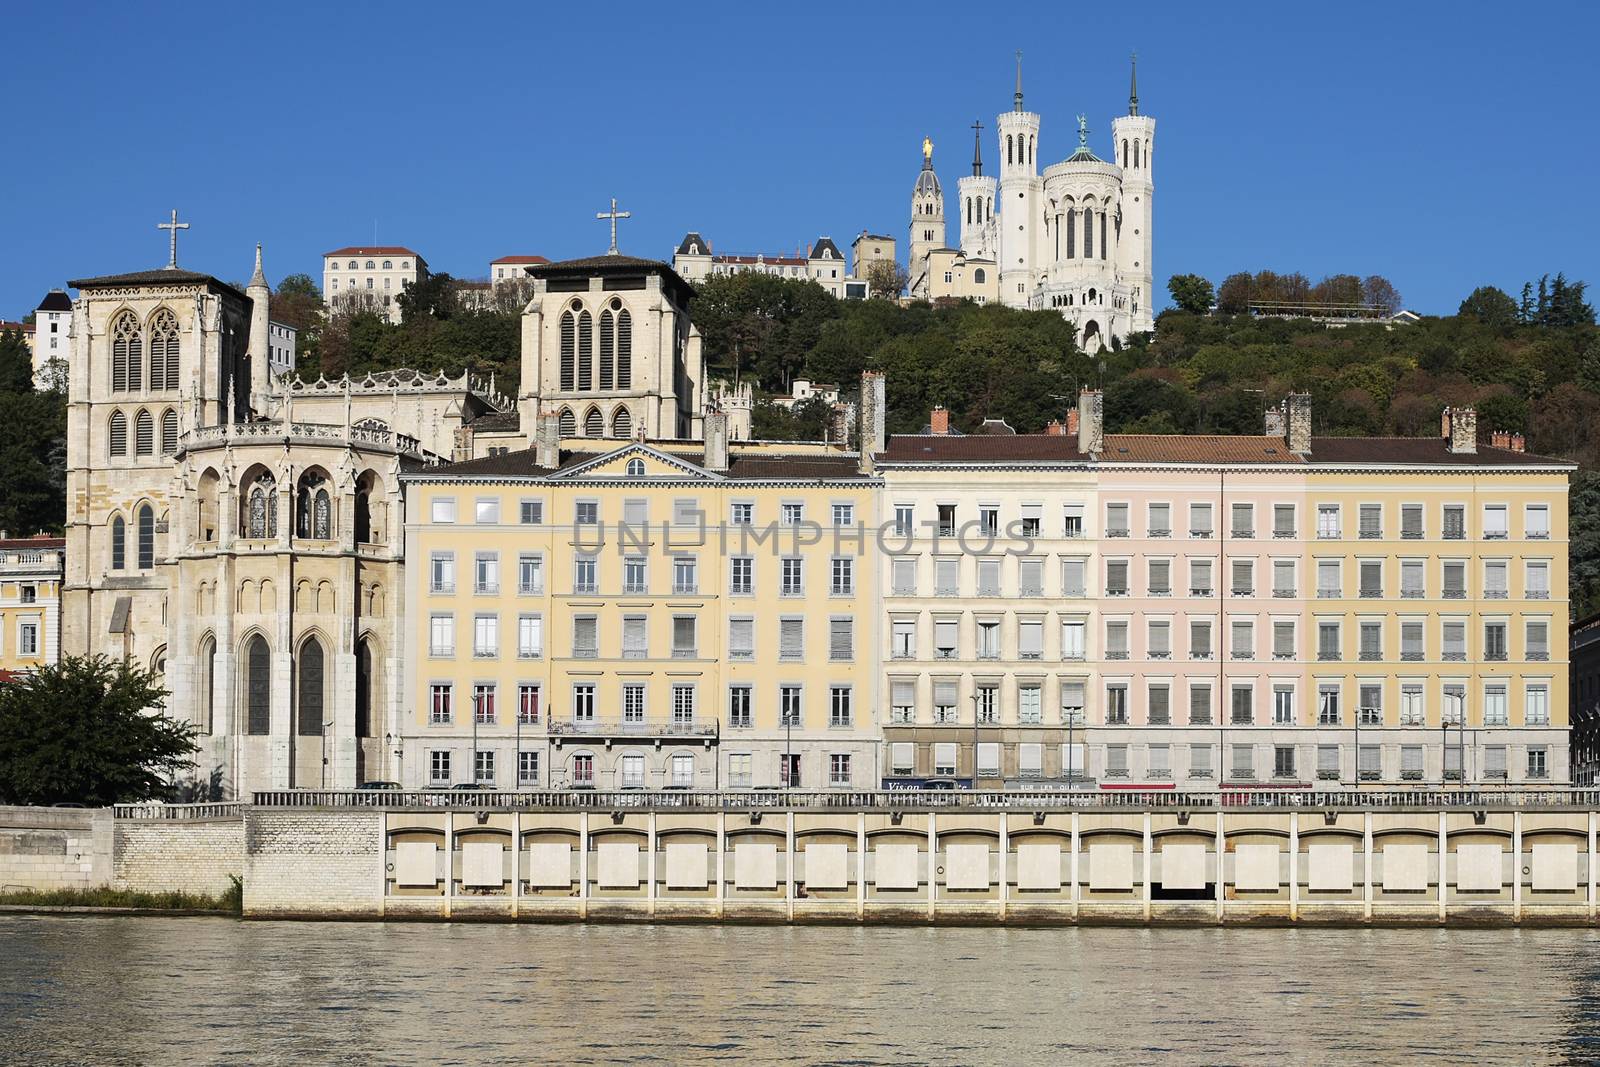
[1083,208,1094,259]
[577,310,593,390]
[1134,140,1141,168]
[616,309,632,389]
[109,411,128,457]
[558,408,576,436]
[347,259,357,269]
[973,268,986,284]
[110,516,125,569]
[626,457,645,477]
[1100,212,1107,260]
[1122,139,1128,167]
[297,471,332,539]
[245,635,270,735]
[111,311,140,392]
[355,638,374,739]
[246,471,278,538]
[1028,136,1034,165]
[160,409,179,456]
[297,638,325,736]
[583,407,603,437]
[966,199,972,225]
[986,197,992,220]
[133,410,154,456]
[199,635,217,735]
[599,308,615,390]
[354,472,376,544]
[382,260,392,269]
[612,407,632,439]
[364,260,374,269]
[147,308,179,390]
[1006,135,1013,165]
[136,504,154,569]
[559,310,576,390]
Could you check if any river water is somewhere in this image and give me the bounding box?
[3,916,1600,1065]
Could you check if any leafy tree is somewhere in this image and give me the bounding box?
[1166,274,1214,314]
[1459,286,1519,328]
[751,396,834,441]
[1215,272,1254,314]
[0,328,32,393]
[864,260,910,299]
[397,272,461,323]
[1361,275,1403,314]
[0,390,65,534]
[0,656,196,805]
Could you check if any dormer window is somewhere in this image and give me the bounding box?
[626,458,645,477]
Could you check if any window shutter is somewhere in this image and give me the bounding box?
[829,618,853,659]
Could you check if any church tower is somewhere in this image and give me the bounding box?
[1111,54,1156,332]
[997,52,1041,308]
[246,243,272,406]
[908,138,945,294]
[957,121,998,258]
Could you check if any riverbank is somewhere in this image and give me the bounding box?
[0,880,241,916]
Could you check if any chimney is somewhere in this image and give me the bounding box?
[1076,390,1103,455]
[859,371,886,457]
[1045,419,1065,436]
[1445,406,1478,454]
[828,403,852,447]
[1510,432,1526,453]
[1491,429,1511,450]
[1263,405,1286,438]
[535,409,561,469]
[1286,392,1312,454]
[930,405,950,435]
[1066,408,1079,436]
[703,409,729,472]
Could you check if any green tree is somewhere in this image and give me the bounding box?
[1459,286,1519,328]
[0,390,65,534]
[397,272,461,323]
[0,656,196,805]
[865,260,910,299]
[1165,273,1214,314]
[0,328,32,393]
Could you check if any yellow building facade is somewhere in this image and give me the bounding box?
[401,421,880,791]
[0,536,64,675]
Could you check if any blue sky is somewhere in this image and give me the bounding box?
[2,0,1595,317]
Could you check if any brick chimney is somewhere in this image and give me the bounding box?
[1510,432,1526,453]
[1491,429,1511,450]
[1045,419,1065,436]
[930,405,950,435]
[1066,408,1080,436]
[1444,406,1478,454]
[535,409,561,469]
[1263,405,1286,438]
[1076,390,1103,455]
[1285,393,1312,455]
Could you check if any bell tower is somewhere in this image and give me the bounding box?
[1112,53,1156,332]
[997,51,1041,308]
[908,137,945,294]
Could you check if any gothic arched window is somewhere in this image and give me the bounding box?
[599,308,615,390]
[1006,135,1013,165]
[136,504,154,569]
[973,268,986,284]
[148,308,179,390]
[559,309,576,390]
[616,308,632,388]
[1134,139,1142,168]
[1083,208,1094,259]
[583,407,603,437]
[111,311,140,393]
[355,638,374,739]
[245,634,270,735]
[577,310,593,391]
[558,408,576,436]
[110,516,125,569]
[246,471,277,538]
[160,409,179,456]
[297,638,325,736]
[199,635,217,735]
[314,489,331,539]
[109,411,128,457]
[966,199,972,225]
[133,410,154,456]
[612,407,632,439]
[1066,210,1076,259]
[296,471,331,539]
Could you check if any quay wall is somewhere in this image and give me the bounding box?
[0,804,243,898]
[241,798,1600,926]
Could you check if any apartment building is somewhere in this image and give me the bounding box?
[0,535,65,674]
[400,410,881,792]
[876,393,1573,790]
[322,247,427,324]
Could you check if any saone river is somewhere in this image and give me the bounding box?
[4,916,1600,1065]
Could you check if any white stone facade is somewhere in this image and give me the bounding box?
[322,247,427,324]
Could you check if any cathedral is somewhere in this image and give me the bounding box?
[908,57,1155,351]
[60,236,729,795]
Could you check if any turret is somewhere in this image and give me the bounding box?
[908,138,946,294]
[246,243,271,407]
[997,51,1041,308]
[957,120,998,257]
[1111,52,1156,332]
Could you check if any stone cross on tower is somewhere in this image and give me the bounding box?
[158,208,190,269]
[970,120,984,176]
[1076,114,1090,148]
[596,197,631,255]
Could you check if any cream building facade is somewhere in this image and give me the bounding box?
[673,234,866,300]
[323,246,427,324]
[0,535,64,674]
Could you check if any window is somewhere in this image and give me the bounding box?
[1147,684,1170,725]
[1526,684,1550,726]
[430,750,451,784]
[160,410,178,455]
[1230,559,1254,597]
[1401,504,1423,539]
[1401,621,1423,661]
[1230,685,1253,725]
[730,501,754,526]
[672,556,698,594]
[574,501,598,526]
[1231,502,1254,537]
[1401,559,1424,598]
[673,499,701,527]
[1061,619,1086,660]
[1359,621,1382,661]
[1105,560,1128,596]
[1317,504,1340,539]
[1317,560,1341,598]
[429,683,452,725]
[18,621,39,657]
[1273,620,1296,660]
[1526,619,1550,661]
[937,503,957,536]
[475,498,499,525]
[430,497,456,524]
[430,552,455,594]
[829,618,854,661]
[1528,747,1548,780]
[1231,745,1255,780]
[1483,505,1508,539]
[516,554,544,596]
[1358,504,1381,539]
[671,615,698,658]
[780,685,803,726]
[1020,503,1041,537]
[829,686,853,727]
[1061,559,1086,596]
[474,552,499,594]
[1104,744,1128,778]
[473,614,498,658]
[672,684,696,725]
[1273,560,1295,597]
[1105,503,1129,536]
[831,557,854,595]
[781,557,803,596]
[669,753,694,788]
[728,556,753,596]
[1018,684,1043,725]
[1359,684,1382,726]
[1526,561,1550,600]
[573,555,597,595]
[1272,504,1296,538]
[429,614,454,656]
[1148,559,1171,596]
[518,750,540,785]
[572,615,597,658]
[1443,561,1466,599]
[935,558,959,595]
[1231,620,1254,660]
[473,683,496,725]
[517,614,542,658]
[933,681,958,724]
[1063,504,1084,538]
[1400,745,1424,781]
[517,684,541,725]
[1061,682,1086,725]
[1359,560,1382,598]
[1105,684,1128,725]
[1484,622,1508,661]
[571,753,595,786]
[976,620,1000,659]
[1525,504,1550,539]
[1189,503,1213,537]
[1443,505,1465,540]
[571,683,596,724]
[622,498,648,528]
[1484,560,1508,599]
[781,502,805,526]
[1189,745,1213,779]
[1359,745,1382,781]
[1189,620,1212,660]
[620,753,646,789]
[1148,502,1171,537]
[108,411,128,457]
[1443,620,1466,661]
[933,743,957,778]
[1189,560,1212,596]
[832,503,854,527]
[729,685,753,729]
[1105,620,1129,660]
[1019,558,1044,596]
[1318,684,1341,725]
[136,506,154,569]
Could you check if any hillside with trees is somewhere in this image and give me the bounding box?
[0,327,66,537]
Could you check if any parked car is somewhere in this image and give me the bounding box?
[356,781,402,791]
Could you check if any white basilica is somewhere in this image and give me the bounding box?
[908,56,1155,351]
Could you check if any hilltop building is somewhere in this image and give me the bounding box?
[673,234,867,300]
[322,247,428,324]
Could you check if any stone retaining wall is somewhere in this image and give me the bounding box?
[113,820,244,896]
[0,806,242,898]
[0,806,112,893]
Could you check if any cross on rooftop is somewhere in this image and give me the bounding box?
[596,197,631,255]
[158,208,189,269]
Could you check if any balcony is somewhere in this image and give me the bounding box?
[1106,588,1129,598]
[1443,651,1466,662]
[473,648,497,659]
[1317,589,1340,599]
[1230,650,1255,661]
[1485,531,1508,541]
[1232,528,1255,539]
[430,582,455,595]
[935,648,958,659]
[978,585,1001,597]
[1317,769,1341,781]
[622,647,649,660]
[1273,588,1296,599]
[1486,651,1509,662]
[1190,529,1213,539]
[1149,650,1171,660]
[1443,529,1465,541]
[1063,587,1086,598]
[1359,530,1381,540]
[891,649,915,660]
[1485,589,1508,600]
[1443,589,1466,599]
[1105,650,1130,661]
[934,586,958,597]
[890,585,915,596]
[1529,651,1550,662]
[622,583,648,595]
[1401,652,1424,662]
[1106,529,1130,539]
[1149,588,1171,598]
[1020,585,1044,598]
[572,647,598,660]
[1190,587,1213,598]
[518,648,543,660]
[1191,651,1213,661]
[1529,590,1550,600]
[1148,528,1171,539]
[1359,651,1381,662]
[1231,587,1254,597]
[1401,769,1424,781]
[1317,651,1340,662]
[475,583,499,596]
[1529,531,1550,540]
[1273,529,1296,540]
[1273,652,1296,662]
[1318,530,1342,540]
[1402,529,1424,540]
[519,583,544,596]
[1359,588,1382,599]
[673,583,699,595]
[728,649,752,661]
[1358,770,1382,782]
[573,582,599,595]
[1060,652,1086,662]
[1401,588,1424,599]
[548,718,718,739]
[977,651,1001,661]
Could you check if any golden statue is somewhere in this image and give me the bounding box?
[922,136,933,164]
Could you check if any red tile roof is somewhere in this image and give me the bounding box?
[1101,435,1304,464]
[0,536,65,549]
[323,246,422,259]
[882,434,1085,462]
[491,255,550,265]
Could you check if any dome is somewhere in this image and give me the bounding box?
[914,165,942,198]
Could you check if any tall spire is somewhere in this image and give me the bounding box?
[1128,51,1139,116]
[1013,50,1024,112]
[970,120,984,176]
[248,242,267,289]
